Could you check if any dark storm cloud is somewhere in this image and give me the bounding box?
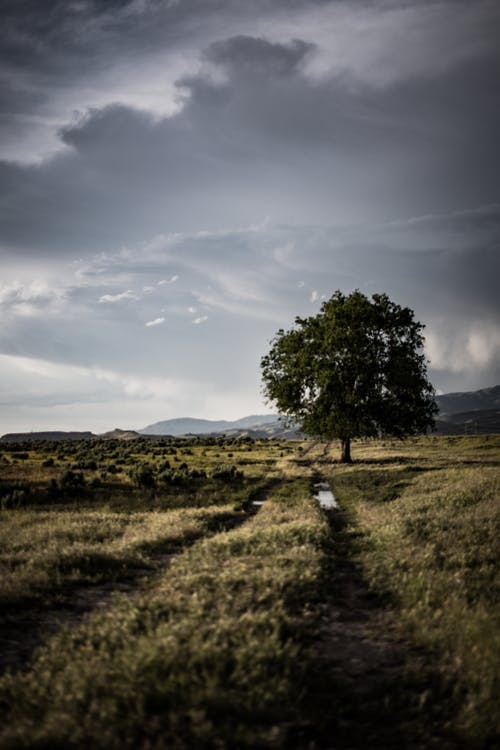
[204,35,314,74]
[2,14,500,253]
[0,0,326,103]
[1,0,499,428]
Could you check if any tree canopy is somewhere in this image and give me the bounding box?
[261,290,437,462]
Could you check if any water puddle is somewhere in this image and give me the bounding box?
[314,481,338,510]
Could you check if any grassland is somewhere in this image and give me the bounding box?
[330,435,500,747]
[0,434,498,748]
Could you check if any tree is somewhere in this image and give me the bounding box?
[261,290,437,462]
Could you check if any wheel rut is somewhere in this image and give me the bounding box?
[298,500,463,750]
[0,508,254,677]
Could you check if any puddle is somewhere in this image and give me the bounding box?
[314,481,339,510]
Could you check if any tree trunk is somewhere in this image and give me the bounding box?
[340,437,352,463]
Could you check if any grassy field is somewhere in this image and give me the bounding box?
[330,435,500,746]
[0,435,498,748]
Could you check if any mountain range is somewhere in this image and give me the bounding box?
[140,415,278,436]
[435,385,500,415]
[2,385,500,441]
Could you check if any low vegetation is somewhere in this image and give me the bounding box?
[0,434,498,748]
[0,484,328,749]
[331,435,500,746]
[0,504,244,609]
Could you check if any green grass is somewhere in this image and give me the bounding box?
[0,486,328,749]
[330,436,500,745]
[0,437,300,510]
[0,505,244,608]
[0,435,499,747]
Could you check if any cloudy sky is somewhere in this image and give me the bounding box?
[1,0,499,432]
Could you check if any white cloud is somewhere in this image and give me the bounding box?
[99,290,139,303]
[0,352,266,432]
[426,322,500,374]
[1,207,499,433]
[310,290,319,303]
[158,275,179,285]
[0,281,67,317]
[466,327,500,369]
[277,0,500,88]
[145,317,165,327]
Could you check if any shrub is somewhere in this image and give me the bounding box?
[211,464,243,481]
[129,463,155,488]
[61,470,85,488]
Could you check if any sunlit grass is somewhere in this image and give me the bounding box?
[0,505,243,607]
[0,486,328,749]
[1,435,499,747]
[331,436,500,745]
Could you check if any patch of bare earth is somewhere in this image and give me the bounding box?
[296,509,465,750]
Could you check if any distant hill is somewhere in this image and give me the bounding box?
[435,385,500,416]
[0,431,95,442]
[140,415,279,436]
[434,408,500,435]
[206,420,303,440]
[98,428,145,440]
[3,385,500,442]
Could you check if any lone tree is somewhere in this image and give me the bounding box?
[261,290,437,462]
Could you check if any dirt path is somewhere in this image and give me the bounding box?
[0,510,252,677]
[299,503,463,750]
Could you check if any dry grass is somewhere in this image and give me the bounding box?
[0,483,328,749]
[1,435,499,747]
[0,505,243,607]
[330,435,500,745]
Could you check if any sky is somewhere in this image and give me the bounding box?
[1,0,499,433]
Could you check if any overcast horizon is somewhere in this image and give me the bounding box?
[1,0,499,433]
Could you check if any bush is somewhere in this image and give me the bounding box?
[61,470,85,488]
[129,463,155,488]
[0,482,32,509]
[211,465,243,481]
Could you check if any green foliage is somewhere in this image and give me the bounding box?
[129,463,155,488]
[261,290,437,460]
[0,481,32,509]
[211,464,243,480]
[61,469,85,488]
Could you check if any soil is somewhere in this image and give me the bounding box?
[295,505,466,750]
